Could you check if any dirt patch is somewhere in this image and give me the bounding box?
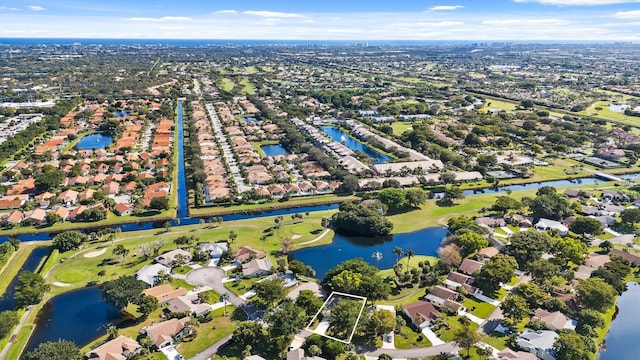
[53,282,70,287]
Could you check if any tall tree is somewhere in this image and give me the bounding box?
[576,278,617,312]
[101,275,145,309]
[265,300,306,336]
[405,249,415,269]
[453,325,481,356]
[507,230,551,270]
[393,246,403,264]
[24,340,83,360]
[15,271,49,308]
[553,331,596,360]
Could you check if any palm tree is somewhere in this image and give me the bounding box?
[405,249,414,269]
[393,246,403,264]
[221,292,231,316]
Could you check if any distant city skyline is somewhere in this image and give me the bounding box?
[2,0,640,40]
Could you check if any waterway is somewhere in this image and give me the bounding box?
[176,101,188,220]
[599,282,640,360]
[261,144,289,157]
[322,126,392,164]
[291,226,449,278]
[74,133,113,151]
[462,177,603,196]
[0,246,50,312]
[26,287,127,351]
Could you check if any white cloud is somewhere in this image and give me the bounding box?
[28,5,45,11]
[127,16,191,22]
[612,10,640,18]
[514,0,640,5]
[483,18,570,25]
[0,7,20,11]
[416,21,465,27]
[428,5,464,11]
[243,10,303,18]
[215,10,238,15]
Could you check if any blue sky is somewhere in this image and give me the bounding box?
[2,0,640,40]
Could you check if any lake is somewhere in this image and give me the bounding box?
[291,226,449,278]
[261,144,289,157]
[322,126,392,164]
[26,286,126,351]
[75,133,113,150]
[599,282,640,360]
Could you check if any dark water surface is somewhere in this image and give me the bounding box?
[291,226,449,278]
[26,287,126,351]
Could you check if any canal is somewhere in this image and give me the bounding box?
[322,126,392,164]
[0,247,50,312]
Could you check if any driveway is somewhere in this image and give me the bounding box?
[186,267,244,306]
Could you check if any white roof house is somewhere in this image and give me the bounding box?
[199,242,229,258]
[516,330,558,360]
[534,218,568,235]
[136,264,171,287]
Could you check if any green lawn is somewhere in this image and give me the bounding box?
[462,296,496,318]
[391,122,413,136]
[394,325,432,349]
[483,331,509,350]
[436,314,479,342]
[220,78,235,91]
[224,277,261,296]
[239,79,256,95]
[172,265,193,275]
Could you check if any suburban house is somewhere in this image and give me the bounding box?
[58,189,79,207]
[166,294,212,317]
[534,218,568,235]
[476,216,506,228]
[199,242,229,259]
[140,317,191,348]
[86,335,141,360]
[154,249,192,267]
[531,309,577,331]
[142,284,188,305]
[114,203,134,216]
[584,253,610,269]
[401,301,441,328]
[234,246,266,262]
[504,214,534,228]
[286,348,327,360]
[444,271,478,294]
[136,263,171,287]
[242,258,273,277]
[244,356,267,360]
[516,330,558,360]
[489,349,537,360]
[458,259,485,276]
[609,249,640,266]
[477,247,500,261]
[425,285,463,312]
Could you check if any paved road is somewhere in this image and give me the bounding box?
[0,308,31,360]
[188,334,232,360]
